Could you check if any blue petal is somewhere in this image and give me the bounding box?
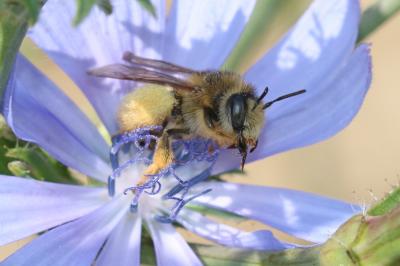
[2,196,128,266]
[192,181,361,243]
[213,43,371,174]
[146,219,202,266]
[163,0,256,69]
[252,44,372,160]
[0,176,107,246]
[213,0,362,173]
[3,55,111,181]
[246,0,360,92]
[96,213,141,266]
[178,209,294,251]
[28,0,166,134]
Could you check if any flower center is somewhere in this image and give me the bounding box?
[107,126,219,222]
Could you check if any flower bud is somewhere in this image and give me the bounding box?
[7,160,31,177]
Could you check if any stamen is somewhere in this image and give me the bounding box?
[145,181,162,195]
[156,188,213,223]
[174,139,219,164]
[158,144,219,222]
[123,166,172,196]
[107,176,115,197]
[108,126,162,197]
[108,127,219,219]
[129,189,143,212]
[164,166,212,199]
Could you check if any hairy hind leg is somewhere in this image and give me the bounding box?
[137,130,174,186]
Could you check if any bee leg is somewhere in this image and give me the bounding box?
[208,144,216,154]
[165,128,189,139]
[136,130,174,186]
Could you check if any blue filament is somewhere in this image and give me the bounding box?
[108,126,219,221]
[156,188,213,223]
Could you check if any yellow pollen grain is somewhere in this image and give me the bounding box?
[118,85,175,132]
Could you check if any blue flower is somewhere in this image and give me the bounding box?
[0,0,371,265]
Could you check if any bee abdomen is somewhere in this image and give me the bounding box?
[118,85,175,133]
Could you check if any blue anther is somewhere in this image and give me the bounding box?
[110,152,119,170]
[108,176,115,197]
[130,202,138,213]
[128,189,144,213]
[155,215,174,223]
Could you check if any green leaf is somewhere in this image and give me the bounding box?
[137,0,157,18]
[74,0,158,26]
[73,0,97,26]
[358,0,400,42]
[0,139,13,175]
[20,0,41,24]
[96,0,113,15]
[73,0,113,26]
[0,1,30,104]
[141,239,157,266]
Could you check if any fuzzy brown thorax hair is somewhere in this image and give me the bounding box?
[179,71,265,148]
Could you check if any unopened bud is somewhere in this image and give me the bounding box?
[7,160,31,177]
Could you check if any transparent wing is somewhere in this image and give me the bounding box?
[122,51,197,74]
[88,63,195,91]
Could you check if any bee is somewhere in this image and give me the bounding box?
[88,52,305,186]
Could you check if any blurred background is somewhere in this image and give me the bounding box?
[1,0,400,259]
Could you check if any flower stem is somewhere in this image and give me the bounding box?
[0,1,31,101]
[223,0,309,73]
[357,0,400,42]
[368,185,400,216]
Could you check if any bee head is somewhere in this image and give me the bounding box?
[225,92,264,170]
[223,86,306,170]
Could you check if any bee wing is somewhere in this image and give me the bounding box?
[87,64,196,91]
[123,51,196,74]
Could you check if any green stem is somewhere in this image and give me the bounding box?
[357,0,400,42]
[0,1,31,104]
[368,186,400,216]
[223,0,309,73]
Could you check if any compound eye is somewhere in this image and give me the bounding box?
[204,107,219,128]
[228,94,246,131]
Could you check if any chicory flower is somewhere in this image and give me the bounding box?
[0,0,371,265]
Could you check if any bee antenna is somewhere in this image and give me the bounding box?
[252,86,269,111]
[263,89,306,110]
